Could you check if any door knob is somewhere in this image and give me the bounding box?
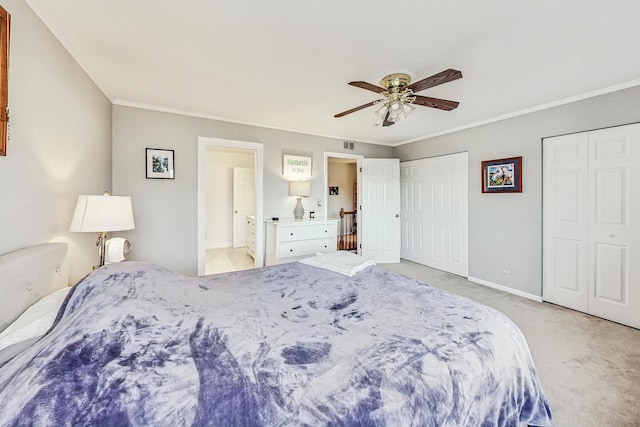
[235,210,238,214]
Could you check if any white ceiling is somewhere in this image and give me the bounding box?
[26,0,640,146]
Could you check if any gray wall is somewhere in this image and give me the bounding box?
[0,0,111,284]
[394,85,640,297]
[112,105,393,276]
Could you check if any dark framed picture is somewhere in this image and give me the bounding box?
[481,156,522,193]
[146,148,175,179]
[329,186,339,195]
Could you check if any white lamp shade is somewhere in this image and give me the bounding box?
[69,194,135,232]
[289,180,310,197]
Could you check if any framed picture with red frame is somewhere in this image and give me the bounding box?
[481,156,522,193]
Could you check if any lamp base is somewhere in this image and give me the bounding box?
[293,197,304,219]
[95,231,108,269]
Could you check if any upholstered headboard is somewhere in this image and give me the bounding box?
[0,243,68,333]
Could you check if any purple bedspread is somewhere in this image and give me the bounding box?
[0,261,552,426]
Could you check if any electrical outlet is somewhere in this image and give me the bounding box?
[502,268,512,276]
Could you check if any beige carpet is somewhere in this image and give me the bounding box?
[381,260,640,427]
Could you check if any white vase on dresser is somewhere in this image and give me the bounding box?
[265,218,339,266]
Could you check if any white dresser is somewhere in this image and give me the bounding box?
[246,215,256,259]
[265,218,339,266]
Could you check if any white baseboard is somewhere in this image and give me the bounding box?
[467,276,543,302]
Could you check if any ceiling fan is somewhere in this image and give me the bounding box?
[334,68,462,127]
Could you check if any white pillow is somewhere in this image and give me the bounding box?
[0,287,71,352]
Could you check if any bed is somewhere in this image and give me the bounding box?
[0,245,552,426]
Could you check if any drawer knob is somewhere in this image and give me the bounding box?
[290,232,294,236]
[324,245,327,248]
[290,249,293,252]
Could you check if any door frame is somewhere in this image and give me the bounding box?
[324,152,363,254]
[197,137,264,275]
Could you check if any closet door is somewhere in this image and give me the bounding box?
[400,161,426,264]
[587,125,640,328]
[400,153,468,276]
[543,123,640,329]
[542,133,589,312]
[424,152,469,277]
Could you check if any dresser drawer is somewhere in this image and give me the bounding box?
[279,237,335,259]
[265,218,340,266]
[279,224,334,242]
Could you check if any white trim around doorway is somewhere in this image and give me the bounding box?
[197,137,264,275]
[323,152,363,218]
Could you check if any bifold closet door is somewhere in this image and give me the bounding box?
[400,161,426,264]
[543,123,640,328]
[400,152,468,277]
[542,133,589,312]
[586,125,640,328]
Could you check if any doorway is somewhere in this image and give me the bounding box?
[324,152,362,254]
[197,137,264,276]
[324,152,402,263]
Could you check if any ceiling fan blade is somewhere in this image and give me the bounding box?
[412,95,459,111]
[382,111,395,127]
[406,69,462,93]
[334,100,382,118]
[348,81,386,94]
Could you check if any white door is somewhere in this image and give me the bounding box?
[361,158,400,263]
[543,133,589,312]
[543,123,640,328]
[587,125,640,328]
[424,152,469,277]
[232,167,255,248]
[400,161,427,264]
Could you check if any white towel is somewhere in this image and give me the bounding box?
[299,251,375,277]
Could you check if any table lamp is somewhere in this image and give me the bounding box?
[69,192,135,268]
[289,180,310,219]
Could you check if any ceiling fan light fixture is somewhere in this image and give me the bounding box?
[402,103,416,117]
[335,69,462,127]
[374,103,389,119]
[389,100,402,112]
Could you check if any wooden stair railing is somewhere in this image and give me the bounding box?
[339,208,358,251]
